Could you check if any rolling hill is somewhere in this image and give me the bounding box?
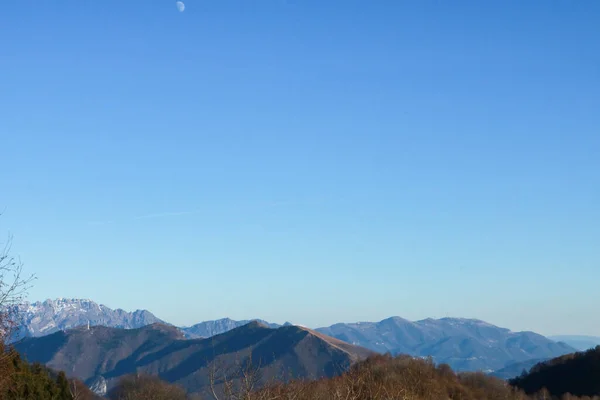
[315,317,575,372]
[10,298,577,376]
[14,321,374,396]
[179,316,575,372]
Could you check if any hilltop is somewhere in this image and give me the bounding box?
[14,321,373,396]
[10,298,576,374]
[316,316,574,372]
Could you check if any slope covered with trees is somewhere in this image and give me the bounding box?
[104,353,600,400]
[511,346,600,399]
[14,321,374,396]
[0,344,97,399]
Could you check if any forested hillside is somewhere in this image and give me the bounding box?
[0,343,97,399]
[511,346,600,399]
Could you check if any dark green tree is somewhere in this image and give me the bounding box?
[56,371,71,399]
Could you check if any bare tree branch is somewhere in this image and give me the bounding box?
[0,231,35,343]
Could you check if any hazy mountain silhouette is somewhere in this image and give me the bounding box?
[549,335,600,351]
[490,358,549,380]
[316,317,575,372]
[180,318,280,338]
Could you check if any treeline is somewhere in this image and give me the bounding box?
[105,353,600,400]
[511,346,600,399]
[0,343,98,400]
[3,347,600,399]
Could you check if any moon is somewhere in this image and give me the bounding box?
[176,1,185,12]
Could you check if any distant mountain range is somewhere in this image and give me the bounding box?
[14,322,373,397]
[548,335,600,351]
[315,316,575,372]
[180,317,282,339]
[490,358,550,380]
[10,299,280,341]
[10,298,576,374]
[10,298,163,340]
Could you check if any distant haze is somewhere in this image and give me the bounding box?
[549,336,600,351]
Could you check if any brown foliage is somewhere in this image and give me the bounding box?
[228,354,523,400]
[0,227,37,396]
[109,374,188,400]
[69,378,100,400]
[215,354,596,400]
[106,353,600,400]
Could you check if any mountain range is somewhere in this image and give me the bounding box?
[548,335,600,351]
[180,318,282,339]
[14,321,373,397]
[10,298,278,340]
[490,358,550,380]
[10,298,163,340]
[9,298,576,374]
[315,316,575,372]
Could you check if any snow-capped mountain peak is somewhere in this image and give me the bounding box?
[10,298,164,341]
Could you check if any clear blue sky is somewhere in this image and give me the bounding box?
[1,0,598,336]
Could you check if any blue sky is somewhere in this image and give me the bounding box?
[1,0,598,335]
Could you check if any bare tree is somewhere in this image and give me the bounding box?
[0,222,35,394]
[0,230,35,343]
[70,378,97,400]
[209,354,271,400]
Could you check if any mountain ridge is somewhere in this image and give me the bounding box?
[315,316,575,372]
[10,298,576,373]
[10,298,165,341]
[548,335,600,351]
[180,317,281,339]
[14,321,374,396]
